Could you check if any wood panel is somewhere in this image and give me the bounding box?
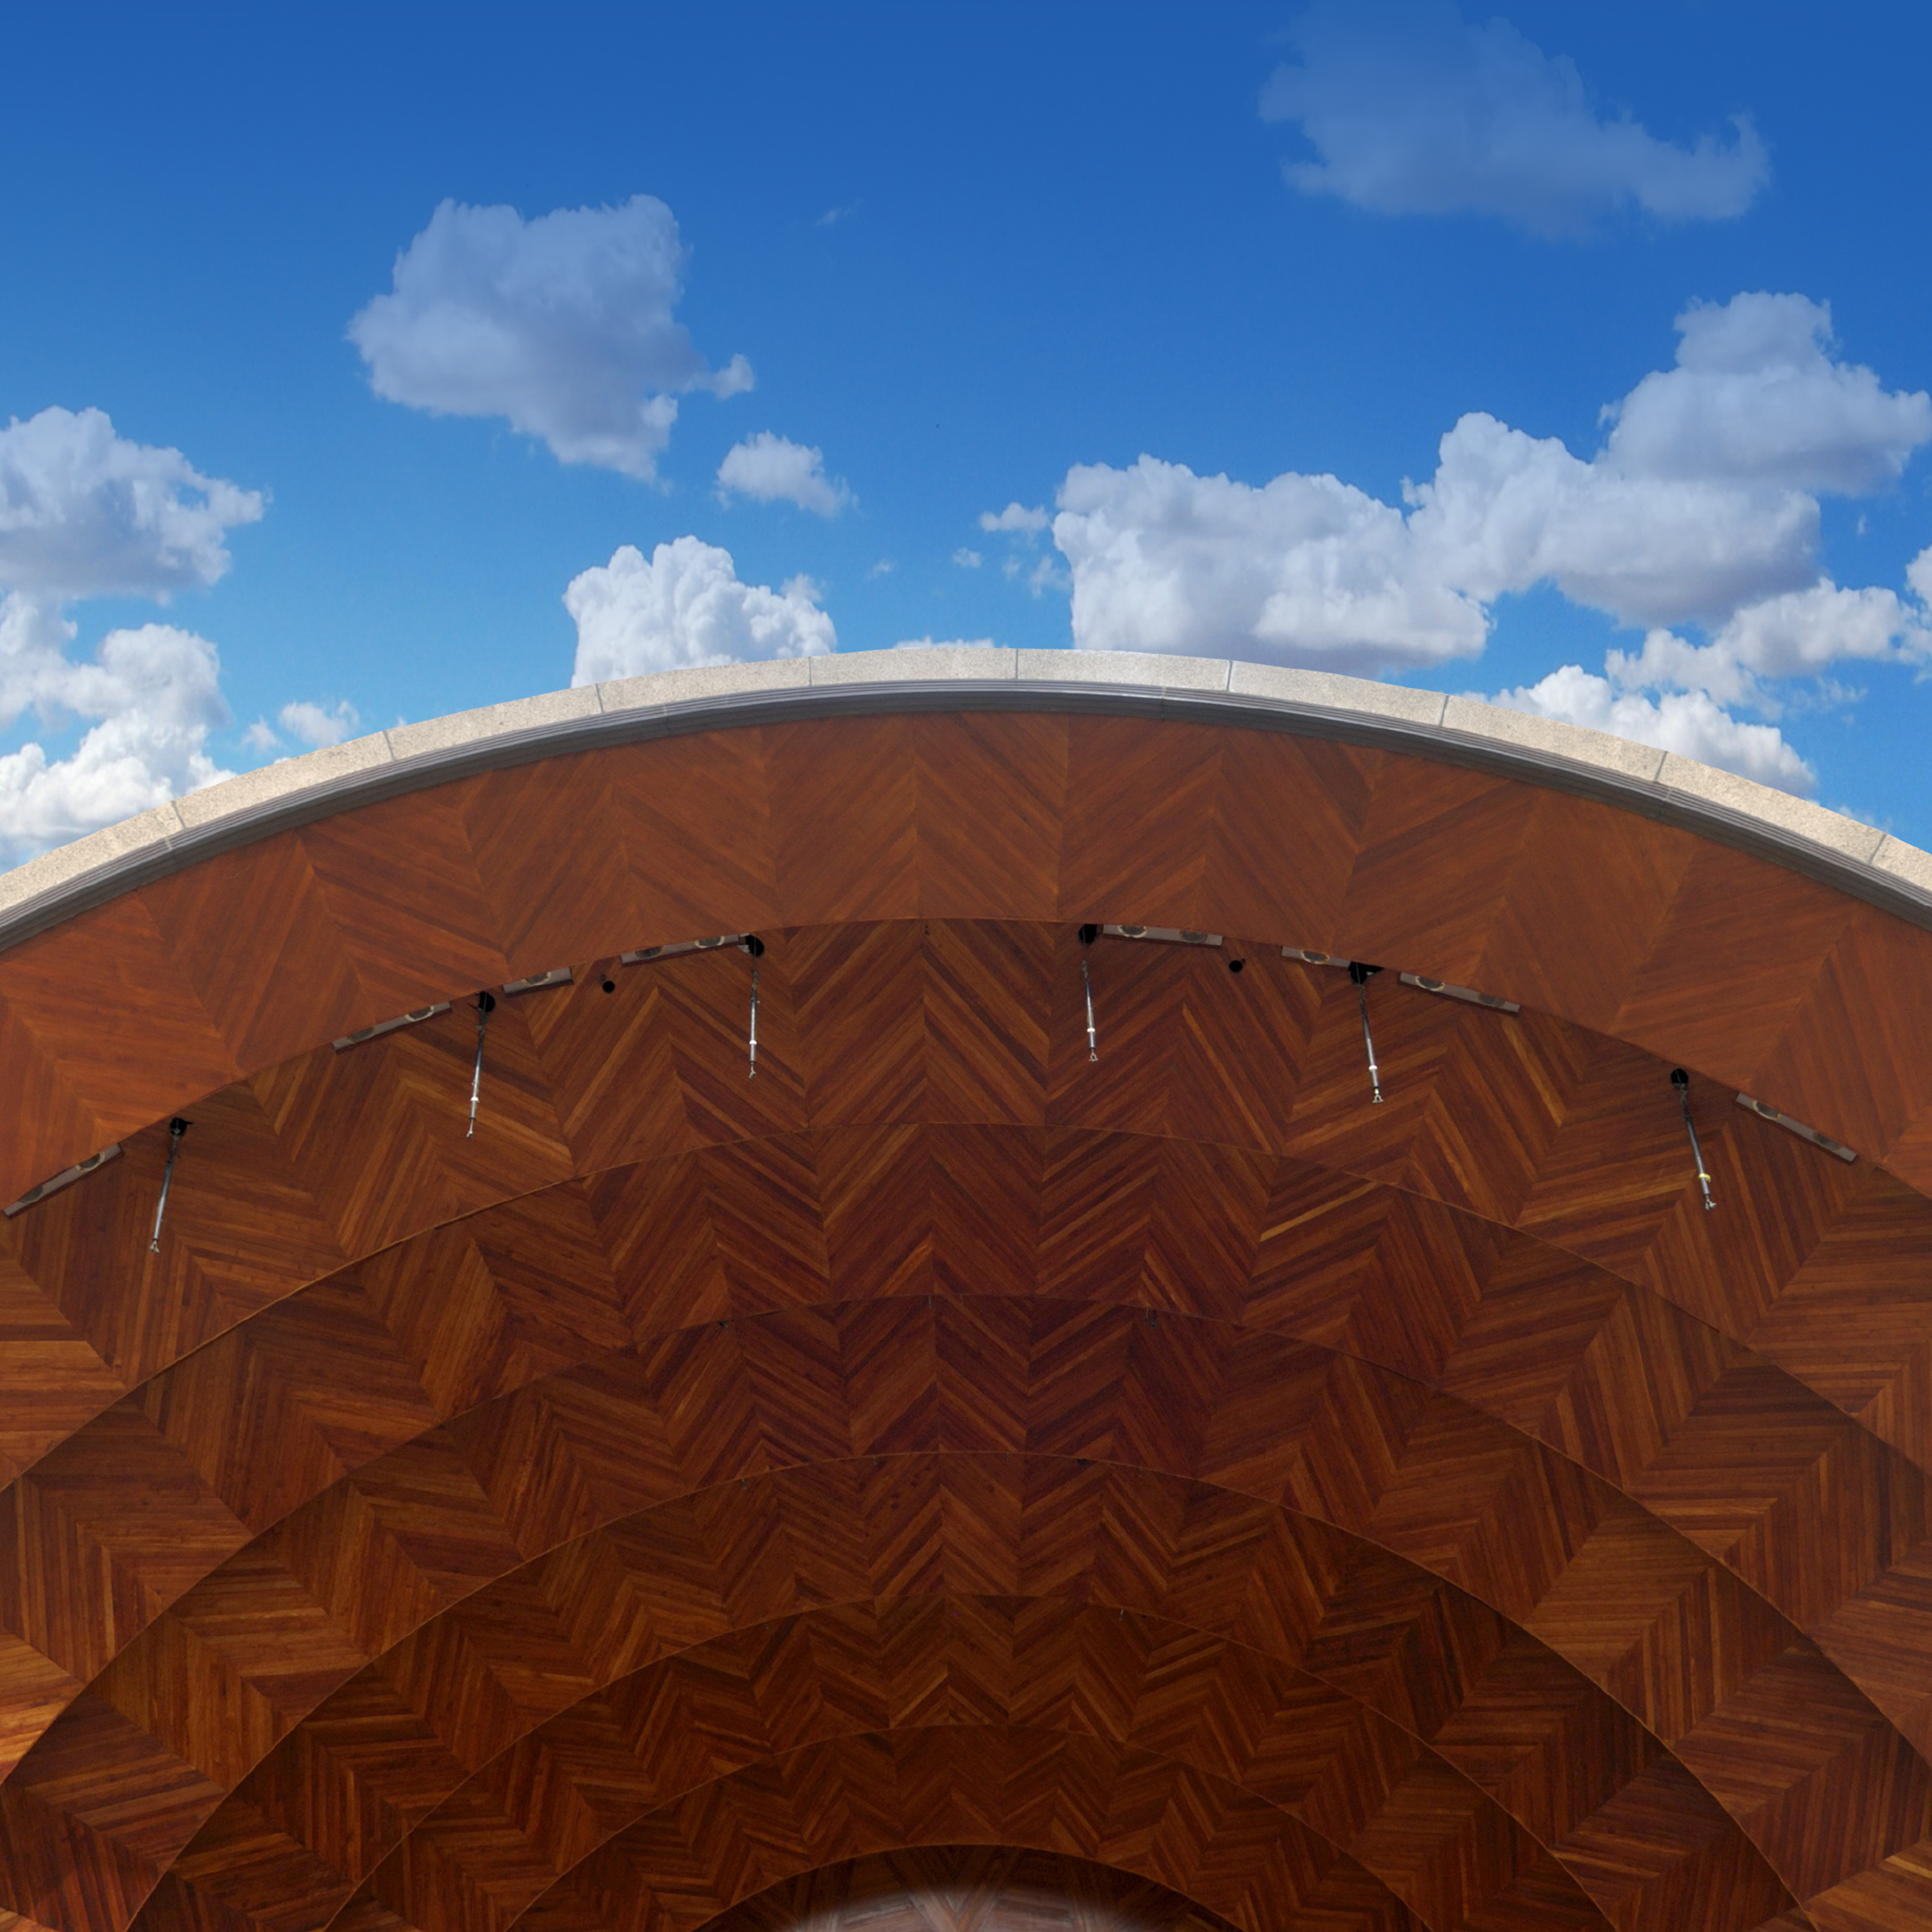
[5,706,1932,1932]
[0,1026,1929,1920]
[6,936,1932,1721]
[139,1468,1787,1932]
[3,716,1932,1202]
[144,1598,1625,1932]
[0,1315,1903,1930]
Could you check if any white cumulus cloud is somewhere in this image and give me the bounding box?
[980,503,1049,534]
[1395,297,1932,630]
[349,195,751,480]
[0,606,234,863]
[0,407,264,859]
[566,537,836,684]
[0,405,262,600]
[278,698,362,748]
[1483,665,1815,792]
[716,433,851,515]
[1605,580,1928,711]
[1408,411,1818,629]
[1605,294,1931,493]
[1043,291,1932,793]
[1055,293,1930,656]
[1055,455,1487,671]
[1261,0,1768,237]
[1483,560,1932,797]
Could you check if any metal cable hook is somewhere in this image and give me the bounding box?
[1671,1068,1717,1211]
[148,1117,190,1252]
[741,934,765,1077]
[1079,924,1099,1061]
[1349,961,1384,1104]
[466,992,496,1138]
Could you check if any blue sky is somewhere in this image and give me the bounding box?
[4,0,1931,857]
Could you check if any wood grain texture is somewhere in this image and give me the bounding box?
[0,1003,1925,1922]
[2,714,1931,1199]
[136,1471,1791,1932]
[2,708,1931,1931]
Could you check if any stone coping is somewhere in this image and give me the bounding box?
[2,646,1926,951]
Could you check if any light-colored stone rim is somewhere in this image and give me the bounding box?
[3,647,1926,951]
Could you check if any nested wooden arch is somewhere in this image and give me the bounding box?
[5,710,1932,1932]
[30,1267,1913,1932]
[0,973,1925,1928]
[140,1466,1793,1932]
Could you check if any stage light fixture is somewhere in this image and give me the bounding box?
[5,1145,121,1219]
[502,966,572,995]
[1671,1068,1717,1210]
[1735,1093,1858,1163]
[333,1003,450,1052]
[621,933,746,964]
[148,1118,190,1252]
[1102,925,1224,947]
[1400,972,1520,1014]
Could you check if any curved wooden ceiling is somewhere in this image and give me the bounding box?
[3,707,1932,1932]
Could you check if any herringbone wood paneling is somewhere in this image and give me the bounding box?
[4,710,1932,1932]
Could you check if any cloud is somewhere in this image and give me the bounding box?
[1055,292,1930,659]
[0,407,266,858]
[979,503,1049,534]
[0,606,233,862]
[1605,580,1927,711]
[716,432,851,515]
[1044,291,1932,792]
[566,537,836,684]
[278,698,361,748]
[979,501,1066,595]
[1605,295,1931,493]
[0,406,262,601]
[349,195,750,480]
[1021,555,1068,596]
[1055,454,1487,672]
[953,548,982,569]
[1482,563,1932,796]
[1407,296,1932,628]
[1482,665,1814,792]
[1408,410,1819,629]
[1261,1,1768,237]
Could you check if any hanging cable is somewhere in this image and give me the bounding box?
[1079,924,1099,1061]
[742,934,765,1077]
[466,992,496,1138]
[148,1118,190,1252]
[1349,961,1384,1104]
[1671,1068,1717,1211]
